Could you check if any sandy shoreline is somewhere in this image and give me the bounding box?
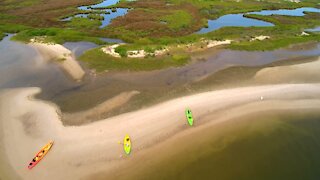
[0,45,319,179]
[29,42,85,81]
[1,82,320,179]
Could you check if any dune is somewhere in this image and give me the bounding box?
[1,82,320,180]
[30,42,85,81]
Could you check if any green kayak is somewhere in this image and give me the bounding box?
[185,108,194,126]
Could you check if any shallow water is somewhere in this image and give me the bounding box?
[249,7,320,16]
[123,110,320,180]
[62,0,128,28]
[197,14,274,34]
[79,0,120,10]
[63,41,98,57]
[0,35,78,97]
[197,7,320,34]
[1,35,320,112]
[305,26,320,32]
[99,37,124,43]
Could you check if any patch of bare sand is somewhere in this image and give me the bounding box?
[254,56,320,83]
[64,91,140,125]
[30,42,85,81]
[1,83,320,180]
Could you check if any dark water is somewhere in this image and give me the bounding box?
[62,0,128,28]
[127,110,320,180]
[197,7,320,34]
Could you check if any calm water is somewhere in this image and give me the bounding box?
[1,34,320,112]
[79,0,120,10]
[62,0,128,28]
[63,40,123,58]
[63,41,98,57]
[99,37,124,43]
[2,35,320,180]
[306,26,320,32]
[127,111,320,180]
[0,35,78,97]
[249,7,320,16]
[197,14,273,34]
[197,7,320,34]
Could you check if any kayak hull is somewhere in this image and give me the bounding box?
[123,135,131,155]
[28,141,54,169]
[185,108,194,126]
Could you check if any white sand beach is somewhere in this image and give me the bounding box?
[1,81,320,179]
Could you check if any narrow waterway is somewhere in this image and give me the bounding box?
[1,35,320,114]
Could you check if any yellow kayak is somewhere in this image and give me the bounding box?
[123,135,131,155]
[28,141,54,169]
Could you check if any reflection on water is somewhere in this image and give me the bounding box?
[249,7,320,16]
[197,14,273,34]
[62,0,128,28]
[79,0,120,10]
[197,7,320,34]
[0,35,78,96]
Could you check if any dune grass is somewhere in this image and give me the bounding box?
[67,17,102,29]
[1,0,320,71]
[79,47,189,71]
[11,28,105,44]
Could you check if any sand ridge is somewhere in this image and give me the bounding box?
[1,82,320,179]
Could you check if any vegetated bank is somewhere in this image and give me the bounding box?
[0,0,320,71]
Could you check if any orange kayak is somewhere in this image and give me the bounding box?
[28,141,54,169]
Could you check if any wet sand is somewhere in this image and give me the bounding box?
[101,109,320,180]
[1,81,320,180]
[1,35,320,179]
[30,42,85,81]
[1,35,320,120]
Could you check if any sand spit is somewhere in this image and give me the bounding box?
[254,56,320,83]
[1,83,320,180]
[64,91,140,125]
[29,42,85,81]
